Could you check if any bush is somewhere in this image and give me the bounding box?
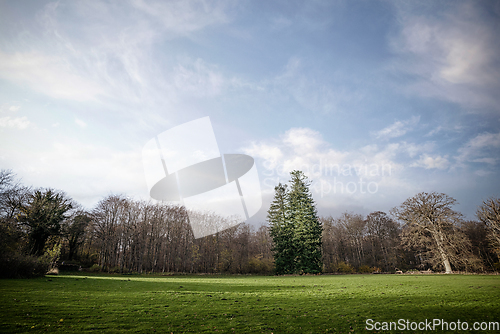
[0,252,49,278]
[335,261,355,274]
[358,265,374,273]
[247,257,274,274]
[109,266,121,273]
[39,243,61,272]
[88,264,101,272]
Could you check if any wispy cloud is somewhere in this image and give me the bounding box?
[373,116,420,140]
[130,0,233,34]
[389,1,500,112]
[173,59,227,97]
[271,57,365,115]
[0,0,237,107]
[456,132,500,166]
[411,154,450,170]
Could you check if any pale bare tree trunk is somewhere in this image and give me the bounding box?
[434,233,452,273]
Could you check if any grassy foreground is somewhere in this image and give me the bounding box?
[0,273,499,333]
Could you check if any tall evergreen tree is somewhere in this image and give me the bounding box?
[288,171,323,274]
[268,183,295,274]
[267,171,323,274]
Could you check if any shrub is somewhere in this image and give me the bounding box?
[39,243,61,272]
[358,265,374,273]
[88,264,101,272]
[336,261,354,274]
[247,257,274,274]
[109,266,121,273]
[0,252,48,278]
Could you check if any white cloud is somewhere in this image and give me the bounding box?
[398,141,435,159]
[9,105,21,112]
[374,116,420,139]
[472,158,497,165]
[282,128,325,154]
[411,154,450,170]
[242,126,438,218]
[243,142,283,170]
[244,127,409,190]
[0,116,31,129]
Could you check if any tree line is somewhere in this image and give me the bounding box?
[0,169,499,278]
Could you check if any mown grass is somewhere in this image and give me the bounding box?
[0,273,499,333]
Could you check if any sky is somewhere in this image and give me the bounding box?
[1,0,499,225]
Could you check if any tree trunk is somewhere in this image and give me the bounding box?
[433,233,452,273]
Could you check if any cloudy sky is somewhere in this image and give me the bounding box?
[1,0,499,224]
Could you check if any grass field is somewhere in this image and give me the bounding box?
[0,273,499,333]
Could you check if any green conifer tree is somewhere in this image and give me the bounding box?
[268,183,295,274]
[267,171,323,274]
[288,171,323,274]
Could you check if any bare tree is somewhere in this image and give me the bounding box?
[338,212,366,268]
[461,220,498,270]
[477,197,500,258]
[391,192,481,273]
[364,211,400,271]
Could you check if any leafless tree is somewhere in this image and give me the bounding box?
[339,212,366,268]
[476,197,500,258]
[364,211,400,271]
[392,192,482,273]
[461,220,498,270]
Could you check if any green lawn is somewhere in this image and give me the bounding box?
[0,273,499,333]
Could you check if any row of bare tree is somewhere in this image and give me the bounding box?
[83,195,274,274]
[1,169,499,275]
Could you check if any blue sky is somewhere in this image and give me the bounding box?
[1,0,499,224]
